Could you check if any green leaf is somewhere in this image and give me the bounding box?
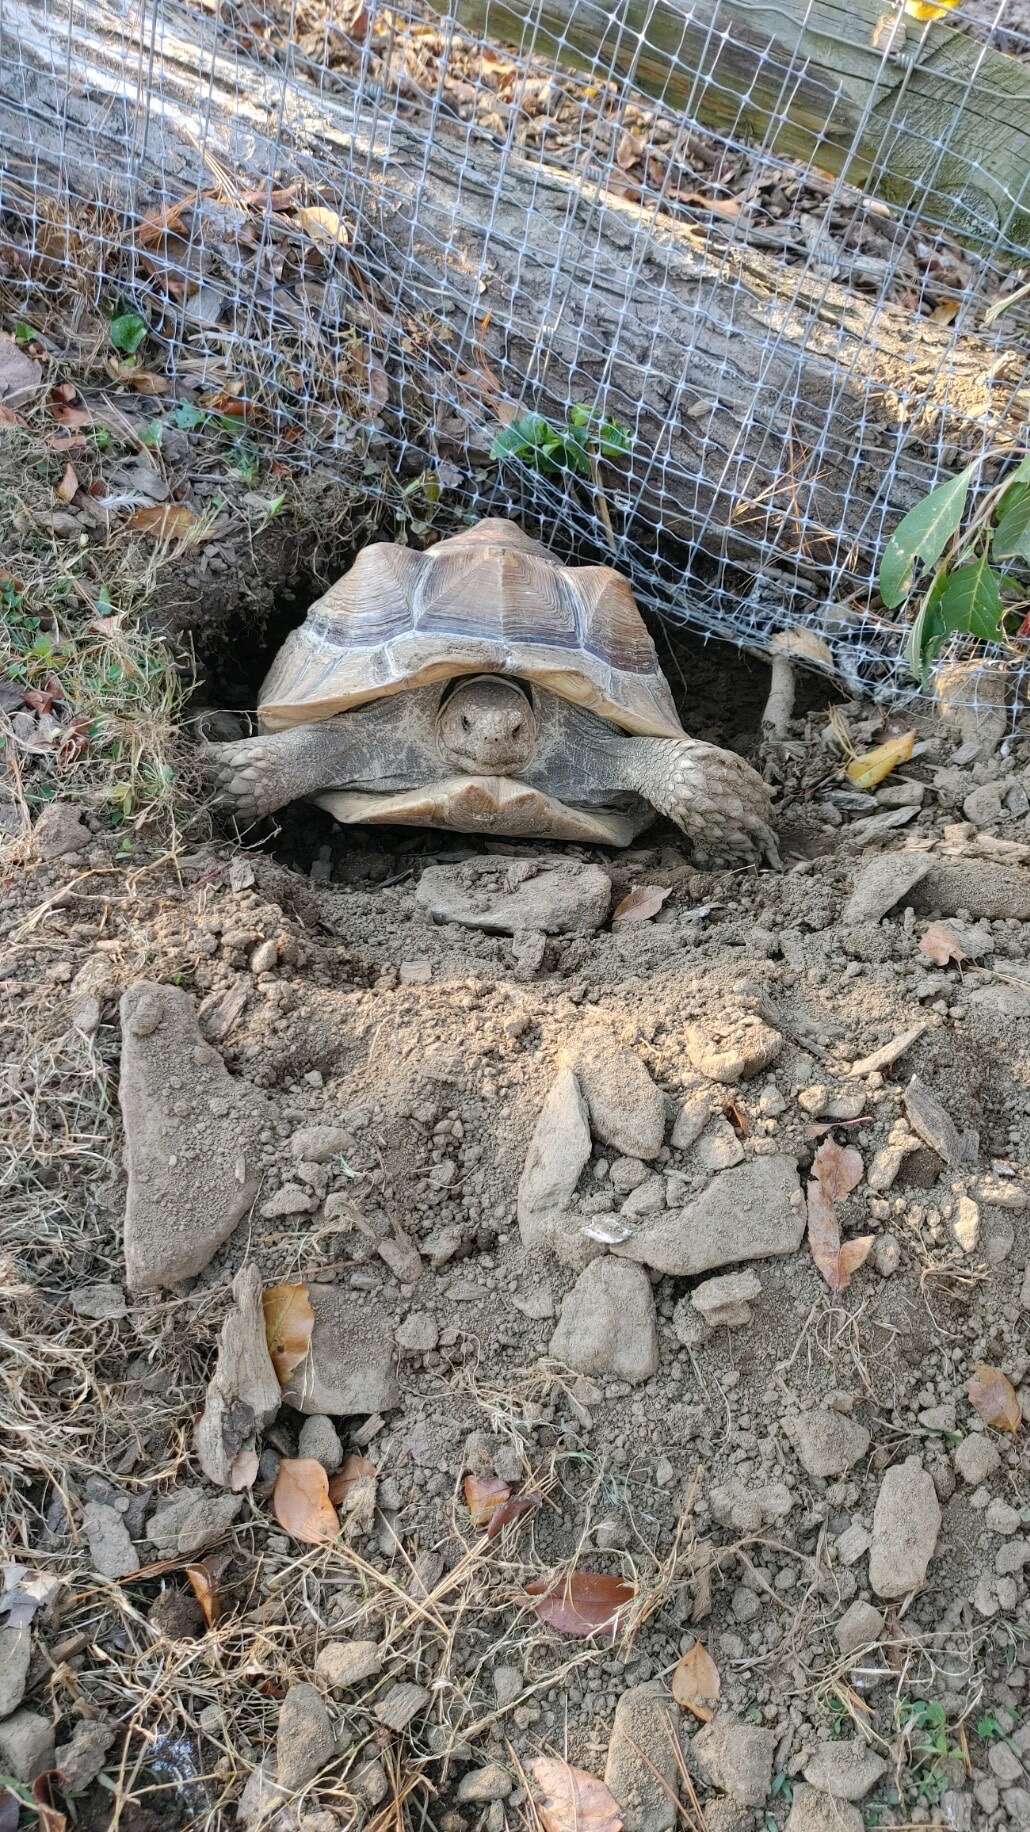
[936,556,1005,642]
[169,401,208,431]
[598,418,631,458]
[109,311,148,355]
[879,463,976,608]
[14,322,36,346]
[991,482,1030,563]
[906,568,950,680]
[567,402,593,430]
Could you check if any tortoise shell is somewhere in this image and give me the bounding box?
[258,519,684,740]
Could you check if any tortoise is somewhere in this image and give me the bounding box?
[203,519,775,859]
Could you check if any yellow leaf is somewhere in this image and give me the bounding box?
[968,1364,1021,1433]
[125,504,200,539]
[262,1282,314,1384]
[273,1458,340,1545]
[297,205,351,253]
[671,1640,721,1721]
[530,1758,623,1832]
[845,730,915,789]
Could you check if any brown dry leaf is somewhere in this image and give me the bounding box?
[611,884,671,926]
[297,205,351,253]
[30,1776,66,1832]
[806,1178,874,1293]
[328,1453,378,1538]
[526,1571,635,1640]
[0,334,42,407]
[968,1364,1021,1433]
[273,1458,340,1546]
[463,1473,511,1525]
[125,504,199,539]
[327,1453,378,1505]
[671,1639,721,1721]
[262,1282,314,1384]
[530,1757,623,1832]
[137,191,202,248]
[844,730,916,789]
[185,1550,232,1629]
[811,1135,864,1202]
[919,923,967,967]
[124,372,170,397]
[485,1489,543,1540]
[50,403,91,431]
[55,463,78,504]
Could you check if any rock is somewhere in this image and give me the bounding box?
[685,1015,782,1085]
[788,1408,871,1479]
[786,1784,863,1832]
[456,1764,513,1803]
[694,1715,776,1807]
[298,1415,343,1474]
[261,1183,314,1218]
[691,1269,760,1328]
[396,1311,439,1354]
[835,1599,884,1657]
[911,860,1030,921]
[671,1089,715,1150]
[82,1500,139,1579]
[955,1433,1001,1485]
[614,1154,803,1276]
[416,859,611,935]
[549,1259,658,1383]
[195,1265,281,1490]
[963,781,1005,826]
[276,1682,335,1790]
[868,1457,941,1598]
[803,1742,887,1801]
[0,1626,30,1717]
[970,983,1030,1017]
[119,982,266,1291]
[517,1067,593,1264]
[399,960,431,984]
[610,1157,649,1192]
[53,1717,116,1793]
[604,1683,679,1832]
[986,1498,1020,1536]
[290,1125,352,1163]
[146,1487,243,1558]
[69,1282,127,1320]
[315,1640,382,1691]
[250,938,278,975]
[280,1285,399,1416]
[843,854,932,924]
[575,1046,666,1158]
[237,1763,287,1827]
[375,1682,429,1731]
[493,1666,522,1707]
[621,1175,665,1218]
[695,1118,744,1171]
[709,1481,793,1532]
[33,800,89,858]
[834,1523,870,1566]
[903,1076,964,1168]
[0,1710,54,1783]
[952,1195,980,1252]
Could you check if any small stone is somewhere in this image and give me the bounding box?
[83,1500,140,1579]
[671,1089,714,1149]
[399,961,431,984]
[803,1741,887,1801]
[835,1599,883,1657]
[417,859,612,934]
[277,1682,335,1790]
[834,1524,871,1567]
[691,1269,760,1328]
[843,854,931,924]
[396,1311,439,1354]
[694,1714,776,1807]
[575,1045,666,1158]
[695,1117,744,1170]
[549,1259,658,1383]
[685,1016,782,1085]
[986,1498,1020,1536]
[785,1783,863,1832]
[517,1068,593,1263]
[868,1457,941,1598]
[873,1234,900,1276]
[955,1433,1001,1485]
[0,1626,30,1717]
[604,1683,679,1832]
[33,800,89,858]
[493,1666,521,1707]
[250,938,278,974]
[963,781,1006,826]
[988,1742,1022,1785]
[610,1157,649,1192]
[709,1482,793,1532]
[260,1183,315,1218]
[456,1765,513,1803]
[377,1230,425,1283]
[315,1640,382,1691]
[375,1682,429,1732]
[0,1710,55,1783]
[614,1154,803,1276]
[237,1763,287,1828]
[280,1285,399,1416]
[69,1282,127,1320]
[952,1195,980,1252]
[903,1075,964,1168]
[195,1264,281,1490]
[146,1487,243,1558]
[52,1717,116,1793]
[621,1175,666,1218]
[298,1415,343,1474]
[788,1409,871,1479]
[290,1125,352,1163]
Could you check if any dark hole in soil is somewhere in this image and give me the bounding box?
[194,570,839,885]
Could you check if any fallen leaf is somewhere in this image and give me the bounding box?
[464,1473,511,1525]
[526,1570,635,1640]
[807,1178,874,1293]
[273,1458,340,1546]
[722,1093,750,1137]
[671,1639,721,1721]
[968,1364,1021,1433]
[0,1565,62,1628]
[811,1135,864,1202]
[185,1550,232,1629]
[55,463,78,504]
[22,686,59,714]
[327,1453,378,1505]
[919,923,967,967]
[125,504,200,539]
[124,372,170,396]
[0,334,42,406]
[50,403,91,430]
[845,730,915,789]
[262,1282,314,1383]
[297,205,352,253]
[485,1489,543,1540]
[31,1776,66,1832]
[611,884,671,926]
[530,1757,623,1832]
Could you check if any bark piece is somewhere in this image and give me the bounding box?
[195,1265,282,1489]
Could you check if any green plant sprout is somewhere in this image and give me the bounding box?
[878,449,1030,681]
[490,403,632,479]
[896,1697,961,1807]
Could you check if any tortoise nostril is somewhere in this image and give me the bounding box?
[512,720,523,738]
[461,714,471,732]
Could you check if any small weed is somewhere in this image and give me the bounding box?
[109,309,148,355]
[491,402,632,479]
[896,1697,961,1808]
[824,1695,851,1740]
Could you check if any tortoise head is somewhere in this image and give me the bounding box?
[435,674,538,775]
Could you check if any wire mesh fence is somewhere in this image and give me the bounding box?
[1,0,1028,711]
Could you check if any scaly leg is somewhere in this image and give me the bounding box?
[615,735,779,865]
[201,720,356,823]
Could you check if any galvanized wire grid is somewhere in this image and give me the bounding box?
[0,0,1027,706]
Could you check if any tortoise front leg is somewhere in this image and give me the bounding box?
[201,719,355,823]
[612,735,779,865]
